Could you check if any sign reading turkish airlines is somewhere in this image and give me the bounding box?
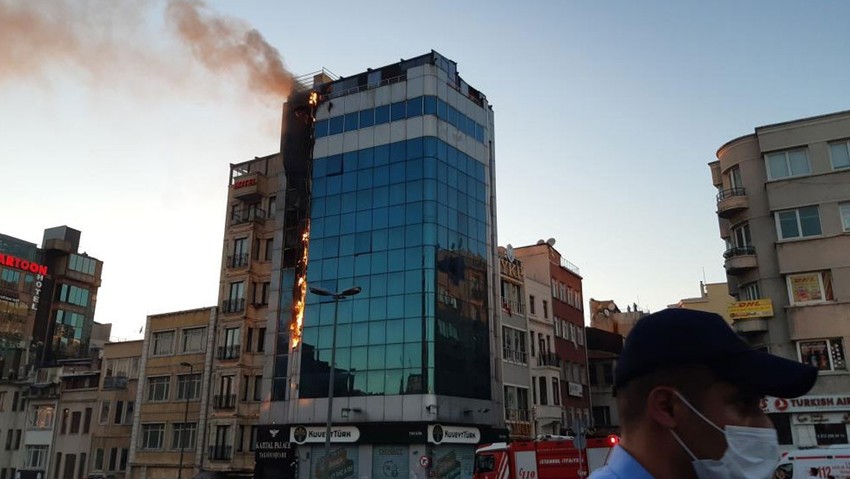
[0,253,48,275]
[761,395,850,413]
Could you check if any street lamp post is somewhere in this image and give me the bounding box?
[309,285,362,478]
[178,361,193,479]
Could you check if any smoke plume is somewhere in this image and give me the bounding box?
[0,0,295,99]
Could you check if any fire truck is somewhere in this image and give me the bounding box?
[473,435,619,479]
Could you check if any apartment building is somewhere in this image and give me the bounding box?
[525,276,562,436]
[51,359,101,479]
[128,308,216,479]
[710,110,850,449]
[585,327,624,436]
[668,281,736,323]
[498,246,532,439]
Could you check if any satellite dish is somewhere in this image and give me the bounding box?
[506,244,515,262]
[536,239,545,245]
[607,303,616,312]
[546,238,556,246]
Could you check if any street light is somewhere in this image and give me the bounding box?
[309,285,362,477]
[178,361,193,479]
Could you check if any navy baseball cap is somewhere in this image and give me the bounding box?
[614,308,817,398]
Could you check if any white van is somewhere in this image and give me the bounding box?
[774,447,850,479]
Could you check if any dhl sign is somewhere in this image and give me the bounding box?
[728,299,773,320]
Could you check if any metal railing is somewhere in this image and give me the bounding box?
[502,347,528,365]
[537,352,560,368]
[221,298,245,314]
[217,345,241,361]
[716,187,746,202]
[228,253,249,269]
[723,246,756,259]
[213,394,236,410]
[208,445,233,461]
[231,208,266,226]
[560,257,581,276]
[103,376,128,389]
[501,298,525,315]
[505,408,532,422]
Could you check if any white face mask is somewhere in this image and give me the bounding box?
[670,391,780,479]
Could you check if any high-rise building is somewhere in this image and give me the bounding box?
[258,51,504,479]
[709,110,850,449]
[514,240,590,433]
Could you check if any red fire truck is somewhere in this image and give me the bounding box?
[473,435,619,479]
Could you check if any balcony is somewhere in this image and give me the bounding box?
[723,246,757,274]
[103,375,128,389]
[213,394,236,410]
[208,445,233,461]
[228,253,249,269]
[230,207,266,226]
[221,298,245,314]
[537,352,560,368]
[230,172,266,202]
[729,299,773,335]
[502,347,527,365]
[716,188,749,218]
[217,345,241,361]
[501,298,525,316]
[505,408,531,422]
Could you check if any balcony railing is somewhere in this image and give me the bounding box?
[501,298,525,316]
[723,246,755,259]
[217,345,241,361]
[208,445,233,461]
[221,298,245,314]
[228,253,249,269]
[716,187,746,202]
[505,408,531,422]
[231,208,266,226]
[537,352,560,368]
[103,375,128,389]
[502,347,528,365]
[213,394,236,410]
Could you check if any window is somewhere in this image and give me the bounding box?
[787,271,834,305]
[29,405,55,429]
[776,206,821,239]
[68,254,97,275]
[70,410,81,433]
[531,376,537,404]
[171,422,197,449]
[147,376,170,402]
[602,363,614,385]
[501,327,528,364]
[538,377,548,406]
[108,448,117,471]
[829,140,850,170]
[542,300,548,319]
[739,282,761,301]
[79,453,86,478]
[225,327,241,348]
[83,407,92,434]
[729,165,743,189]
[124,401,134,425]
[26,445,48,468]
[94,449,103,470]
[4,430,10,450]
[11,392,18,412]
[253,375,262,401]
[140,424,165,449]
[841,203,850,232]
[181,327,206,353]
[177,374,201,400]
[151,331,175,356]
[250,425,258,452]
[63,454,76,479]
[766,148,811,180]
[259,282,270,305]
[60,408,68,434]
[552,378,560,406]
[265,238,273,261]
[815,423,848,445]
[113,401,124,425]
[731,223,752,248]
[257,327,266,352]
[529,295,536,315]
[58,284,89,307]
[119,449,128,471]
[268,195,276,218]
[593,406,612,427]
[798,338,846,372]
[99,400,110,424]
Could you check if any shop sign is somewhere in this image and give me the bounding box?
[0,253,48,275]
[428,424,480,444]
[290,425,359,444]
[762,395,850,413]
[728,299,774,320]
[233,177,257,189]
[568,382,583,398]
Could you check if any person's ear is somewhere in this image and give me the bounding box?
[646,387,681,429]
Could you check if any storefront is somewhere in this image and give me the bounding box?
[762,395,850,449]
[254,423,507,479]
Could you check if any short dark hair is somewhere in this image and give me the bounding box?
[617,365,718,429]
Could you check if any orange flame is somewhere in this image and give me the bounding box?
[308,91,318,106]
[289,223,310,348]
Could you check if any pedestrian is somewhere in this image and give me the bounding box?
[589,308,818,479]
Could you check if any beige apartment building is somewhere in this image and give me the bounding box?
[51,359,101,479]
[710,110,850,449]
[668,281,736,323]
[89,340,142,479]
[128,308,216,479]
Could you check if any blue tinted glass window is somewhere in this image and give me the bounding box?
[368,345,386,369]
[406,224,422,247]
[424,159,438,180]
[407,97,423,117]
[390,141,406,163]
[329,116,344,135]
[315,119,329,138]
[407,137,423,160]
[387,249,405,272]
[360,109,375,128]
[357,169,373,190]
[338,256,354,278]
[321,258,338,279]
[448,106,458,128]
[369,322,385,344]
[344,151,358,172]
[327,154,343,176]
[388,205,405,227]
[324,215,340,236]
[389,163,406,184]
[437,99,447,120]
[313,177,327,197]
[341,172,357,193]
[387,320,404,344]
[358,148,374,169]
[372,251,388,274]
[388,227,405,250]
[424,137,438,158]
[424,96,437,115]
[424,183,438,207]
[339,234,355,256]
[370,274,387,297]
[404,294,421,317]
[447,147,457,169]
[312,197,326,217]
[355,254,371,276]
[386,344,404,368]
[340,192,356,214]
[391,102,406,121]
[340,214,356,234]
[373,166,390,187]
[371,297,387,320]
[437,139,447,161]
[387,294,404,316]
[352,298,370,323]
[407,159,423,181]
[456,113,467,135]
[406,202,423,224]
[367,370,384,394]
[311,217,325,237]
[344,112,359,132]
[313,157,327,178]
[356,210,372,232]
[405,270,421,294]
[373,229,388,251]
[373,207,389,229]
[375,105,390,125]
[404,318,422,342]
[407,180,423,202]
[374,144,390,166]
[475,123,484,142]
[356,190,371,211]
[323,236,339,257]
[423,223,437,245]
